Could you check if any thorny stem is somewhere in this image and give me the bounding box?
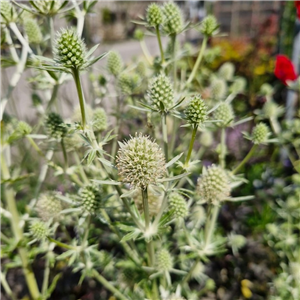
[92,270,129,300]
[72,69,87,129]
[184,126,198,168]
[186,36,208,87]
[161,112,169,161]
[1,154,41,299]
[156,25,164,64]
[232,144,258,175]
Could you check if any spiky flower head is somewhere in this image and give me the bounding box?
[162,2,183,34]
[118,72,140,95]
[133,185,163,217]
[107,50,123,76]
[147,3,163,27]
[214,102,234,127]
[45,112,67,139]
[200,15,218,36]
[169,192,188,219]
[79,184,102,214]
[36,193,62,221]
[219,62,235,81]
[54,28,87,70]
[24,19,43,45]
[147,73,174,112]
[156,249,173,271]
[262,101,281,119]
[230,77,246,94]
[116,133,166,189]
[227,233,246,253]
[252,123,270,144]
[30,221,50,240]
[92,108,108,132]
[197,165,231,205]
[0,0,17,24]
[133,28,144,41]
[16,121,32,136]
[31,0,63,16]
[184,95,207,127]
[136,61,146,77]
[210,78,227,99]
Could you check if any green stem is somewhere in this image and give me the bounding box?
[49,16,55,50]
[61,139,68,170]
[41,251,51,296]
[48,237,76,250]
[184,126,198,168]
[156,25,164,64]
[26,136,45,158]
[161,112,169,162]
[9,22,33,54]
[181,258,200,284]
[72,69,87,129]
[92,270,129,300]
[232,144,258,175]
[186,36,208,87]
[0,272,17,300]
[219,127,226,168]
[4,27,19,63]
[73,152,89,184]
[171,34,177,89]
[46,83,59,112]
[1,154,41,299]
[140,40,152,65]
[204,205,219,248]
[142,187,150,230]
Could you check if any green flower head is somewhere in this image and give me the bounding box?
[214,102,234,127]
[156,249,173,271]
[45,112,67,139]
[36,192,62,221]
[169,192,188,219]
[146,3,163,27]
[252,123,270,144]
[79,184,102,214]
[162,2,183,34]
[30,221,50,240]
[107,50,123,76]
[200,15,218,37]
[184,95,207,127]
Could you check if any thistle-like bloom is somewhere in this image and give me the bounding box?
[118,72,140,95]
[107,50,123,76]
[147,73,174,112]
[24,19,43,45]
[184,95,207,127]
[30,221,50,240]
[116,133,166,189]
[169,192,188,219]
[79,184,102,214]
[210,78,227,99]
[162,2,183,34]
[45,112,67,139]
[230,77,246,94]
[219,62,235,81]
[36,193,62,221]
[16,121,32,136]
[133,185,163,217]
[197,165,231,205]
[92,108,108,132]
[146,3,163,27]
[156,249,173,272]
[252,123,270,144]
[262,101,280,119]
[54,28,87,70]
[0,0,17,24]
[200,15,219,37]
[214,102,234,127]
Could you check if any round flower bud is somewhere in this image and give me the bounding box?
[63,132,84,151]
[263,101,280,119]
[227,233,246,252]
[219,62,235,81]
[184,95,207,127]
[200,15,218,36]
[107,50,123,76]
[191,261,205,280]
[205,278,216,291]
[260,83,273,96]
[116,133,166,189]
[230,77,246,94]
[30,221,49,240]
[54,28,87,70]
[169,192,188,219]
[45,112,67,139]
[156,249,173,272]
[133,185,163,217]
[210,78,227,99]
[214,102,234,127]
[118,72,140,95]
[36,193,62,221]
[197,165,231,205]
[79,184,102,214]
[252,123,270,144]
[16,121,32,136]
[133,28,144,41]
[199,130,213,148]
[92,108,107,132]
[72,104,94,123]
[162,2,183,34]
[147,3,163,27]
[147,73,174,112]
[0,0,16,24]
[24,19,43,45]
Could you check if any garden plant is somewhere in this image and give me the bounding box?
[1,1,299,299]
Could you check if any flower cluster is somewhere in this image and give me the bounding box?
[36,193,62,221]
[214,102,234,127]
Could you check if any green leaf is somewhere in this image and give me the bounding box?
[87,150,96,165]
[165,153,183,169]
[120,230,141,242]
[116,223,137,232]
[85,52,108,68]
[92,179,121,185]
[97,157,114,168]
[86,44,100,58]
[120,189,137,198]
[158,173,189,183]
[45,273,62,298]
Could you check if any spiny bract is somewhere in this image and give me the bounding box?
[184,95,207,127]
[54,28,87,69]
[214,102,234,127]
[197,165,231,205]
[147,73,174,112]
[36,193,62,221]
[79,184,102,214]
[252,123,270,144]
[146,3,163,27]
[116,133,166,189]
[45,112,67,139]
[162,2,183,34]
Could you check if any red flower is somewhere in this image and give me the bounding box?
[274,55,297,85]
[295,1,300,19]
